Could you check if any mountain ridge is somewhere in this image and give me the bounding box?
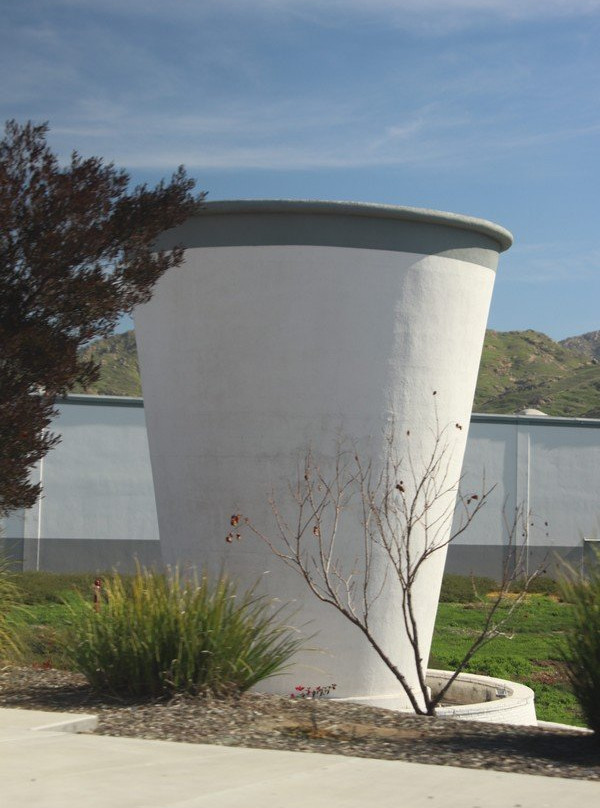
[559,330,600,361]
[73,328,600,418]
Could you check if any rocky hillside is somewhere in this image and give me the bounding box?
[72,330,141,398]
[473,330,600,417]
[559,330,600,361]
[74,328,600,418]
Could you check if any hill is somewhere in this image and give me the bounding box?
[74,328,600,418]
[474,330,600,417]
[559,330,600,361]
[72,331,142,398]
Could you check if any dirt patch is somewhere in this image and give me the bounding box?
[530,660,569,686]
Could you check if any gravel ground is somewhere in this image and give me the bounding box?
[1,666,598,781]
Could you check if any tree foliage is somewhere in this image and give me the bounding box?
[0,120,203,515]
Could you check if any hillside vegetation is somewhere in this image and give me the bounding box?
[560,330,600,360]
[474,329,600,417]
[72,331,141,398]
[74,328,600,417]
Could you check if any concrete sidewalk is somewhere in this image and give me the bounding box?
[0,708,597,808]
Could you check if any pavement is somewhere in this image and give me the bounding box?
[1,708,598,808]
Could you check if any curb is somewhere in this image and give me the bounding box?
[32,714,99,734]
[537,719,593,734]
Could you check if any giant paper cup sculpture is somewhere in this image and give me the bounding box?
[135,200,512,710]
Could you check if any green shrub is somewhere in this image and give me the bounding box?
[512,576,561,598]
[65,567,302,699]
[439,574,497,603]
[463,656,534,680]
[15,571,117,604]
[0,554,24,660]
[559,557,600,736]
[438,573,561,603]
[14,598,82,670]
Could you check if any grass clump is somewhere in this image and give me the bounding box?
[438,574,497,603]
[0,554,24,660]
[65,567,302,700]
[439,573,561,603]
[512,576,561,598]
[559,557,600,735]
[431,594,584,726]
[15,572,107,604]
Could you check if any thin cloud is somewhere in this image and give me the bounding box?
[49,0,600,18]
[503,244,600,284]
[41,94,600,172]
[4,0,600,174]
[25,0,600,34]
[41,99,461,170]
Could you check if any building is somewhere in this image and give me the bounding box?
[2,395,599,578]
[1,395,160,572]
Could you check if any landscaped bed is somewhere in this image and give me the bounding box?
[0,665,598,781]
[1,571,598,780]
[430,592,584,726]
[10,572,585,725]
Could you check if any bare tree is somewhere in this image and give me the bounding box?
[240,415,542,716]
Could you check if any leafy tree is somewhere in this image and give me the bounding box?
[0,120,203,515]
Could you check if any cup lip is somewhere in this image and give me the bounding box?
[196,199,514,253]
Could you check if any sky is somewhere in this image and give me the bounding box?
[2,0,600,340]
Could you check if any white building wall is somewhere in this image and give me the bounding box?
[2,396,160,573]
[2,400,599,577]
[448,414,600,577]
[134,238,499,711]
[35,397,158,541]
[130,198,514,712]
[529,423,599,547]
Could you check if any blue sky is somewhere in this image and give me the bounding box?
[3,0,600,340]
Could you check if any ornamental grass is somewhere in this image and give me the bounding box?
[65,566,302,699]
[0,553,23,660]
[559,554,600,737]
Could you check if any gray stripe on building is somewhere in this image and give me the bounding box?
[17,538,162,574]
[471,413,600,428]
[155,200,512,270]
[445,544,593,579]
[58,394,144,408]
[7,538,593,579]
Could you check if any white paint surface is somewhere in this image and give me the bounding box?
[135,242,496,710]
[10,399,159,557]
[427,670,537,725]
[457,417,600,563]
[5,405,598,581]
